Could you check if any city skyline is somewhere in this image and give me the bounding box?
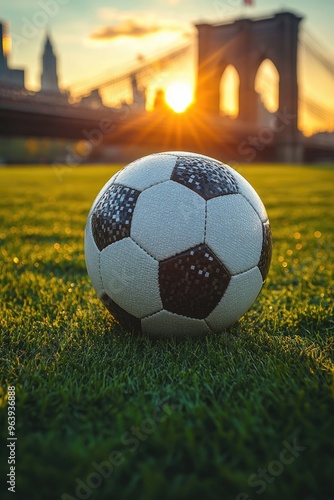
[1,0,334,135]
[2,1,333,82]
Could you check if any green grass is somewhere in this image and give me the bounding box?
[0,163,333,500]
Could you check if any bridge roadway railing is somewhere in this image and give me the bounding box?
[0,84,135,121]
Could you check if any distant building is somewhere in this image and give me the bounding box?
[80,89,105,109]
[311,131,334,145]
[153,89,168,111]
[40,32,60,93]
[0,20,25,88]
[130,74,146,111]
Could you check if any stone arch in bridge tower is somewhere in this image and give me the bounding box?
[219,64,240,118]
[196,12,302,159]
[255,58,280,116]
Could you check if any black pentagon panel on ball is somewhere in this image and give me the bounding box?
[258,221,272,280]
[91,184,140,251]
[100,293,141,333]
[171,156,238,200]
[159,244,231,319]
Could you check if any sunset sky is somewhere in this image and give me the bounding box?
[2,0,334,135]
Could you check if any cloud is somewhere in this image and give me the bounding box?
[90,9,190,42]
[90,19,164,40]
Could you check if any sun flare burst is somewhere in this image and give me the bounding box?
[165,82,193,113]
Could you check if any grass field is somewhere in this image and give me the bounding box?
[0,163,333,500]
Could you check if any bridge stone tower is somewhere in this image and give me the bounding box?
[196,12,303,162]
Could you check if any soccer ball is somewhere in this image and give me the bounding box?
[84,152,272,337]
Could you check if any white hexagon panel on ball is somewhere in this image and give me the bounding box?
[100,237,162,319]
[206,266,263,332]
[84,221,104,298]
[141,310,210,338]
[224,166,269,223]
[114,153,177,191]
[205,194,263,275]
[131,180,206,261]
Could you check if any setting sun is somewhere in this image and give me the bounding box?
[165,82,193,113]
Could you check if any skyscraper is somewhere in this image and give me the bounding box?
[0,21,9,72]
[40,32,60,93]
[0,20,25,88]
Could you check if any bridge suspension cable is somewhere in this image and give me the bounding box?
[70,38,196,99]
[299,95,334,122]
[300,27,334,76]
[298,26,334,131]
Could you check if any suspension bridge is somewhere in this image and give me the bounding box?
[0,11,333,162]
